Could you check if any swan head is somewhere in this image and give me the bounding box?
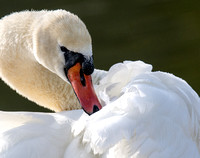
[32,10,101,115]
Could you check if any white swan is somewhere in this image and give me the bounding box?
[0,10,200,158]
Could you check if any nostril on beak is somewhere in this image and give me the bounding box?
[93,105,99,113]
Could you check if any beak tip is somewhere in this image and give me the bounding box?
[93,105,100,113]
[82,104,102,115]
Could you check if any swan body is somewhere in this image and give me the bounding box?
[0,110,84,158]
[1,61,200,158]
[0,10,200,158]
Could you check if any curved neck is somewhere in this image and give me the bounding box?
[0,50,80,112]
[0,11,80,112]
[0,11,106,112]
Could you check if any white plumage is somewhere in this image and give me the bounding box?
[1,61,200,158]
[0,10,200,158]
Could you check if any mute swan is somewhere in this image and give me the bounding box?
[0,10,200,158]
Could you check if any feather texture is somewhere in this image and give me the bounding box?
[1,61,200,158]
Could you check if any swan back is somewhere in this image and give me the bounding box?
[0,110,83,158]
[71,61,200,158]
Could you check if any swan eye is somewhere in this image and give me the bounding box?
[60,46,70,53]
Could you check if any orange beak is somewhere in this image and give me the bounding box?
[67,63,102,115]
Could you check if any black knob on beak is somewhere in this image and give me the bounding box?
[82,56,94,75]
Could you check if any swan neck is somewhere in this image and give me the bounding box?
[0,11,80,111]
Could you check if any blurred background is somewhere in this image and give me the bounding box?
[0,0,199,112]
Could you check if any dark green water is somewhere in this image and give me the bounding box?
[0,0,199,112]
